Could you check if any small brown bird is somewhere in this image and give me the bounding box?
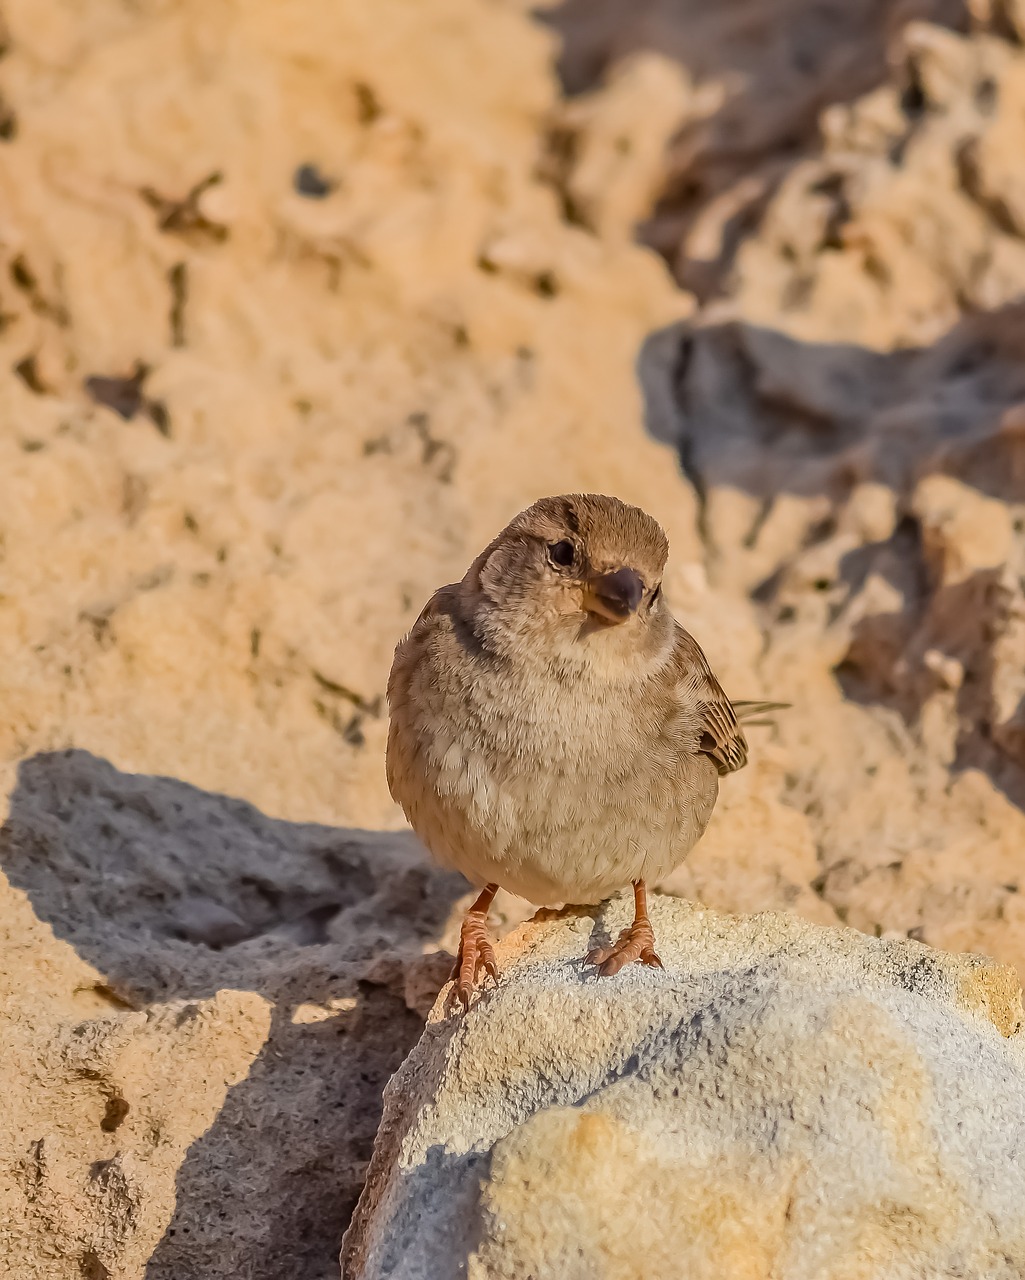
[387,494,777,1007]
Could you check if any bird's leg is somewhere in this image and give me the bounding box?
[451,883,500,1008]
[585,880,664,977]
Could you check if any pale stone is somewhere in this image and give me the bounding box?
[343,896,1025,1280]
[912,474,1015,584]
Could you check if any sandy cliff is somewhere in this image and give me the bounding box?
[3,0,1025,1275]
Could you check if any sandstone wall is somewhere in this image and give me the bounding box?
[3,0,1025,1275]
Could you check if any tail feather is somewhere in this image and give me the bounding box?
[733,699,790,726]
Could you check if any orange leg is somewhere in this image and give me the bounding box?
[585,881,664,977]
[452,884,500,1009]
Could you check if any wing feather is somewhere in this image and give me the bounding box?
[673,626,749,776]
[732,699,790,722]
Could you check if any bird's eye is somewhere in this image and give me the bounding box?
[547,540,576,569]
[649,583,662,609]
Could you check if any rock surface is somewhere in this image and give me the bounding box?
[0,749,462,1279]
[343,895,1025,1280]
[4,0,1025,1274]
[541,0,973,294]
[0,0,692,831]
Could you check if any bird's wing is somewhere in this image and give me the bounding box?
[387,585,457,714]
[732,699,790,726]
[673,626,749,776]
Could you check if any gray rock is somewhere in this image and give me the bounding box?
[343,895,1025,1280]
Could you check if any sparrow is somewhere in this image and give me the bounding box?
[386,493,779,1007]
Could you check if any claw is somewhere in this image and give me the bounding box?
[583,881,664,978]
[450,884,500,1009]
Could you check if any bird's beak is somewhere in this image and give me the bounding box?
[582,568,645,623]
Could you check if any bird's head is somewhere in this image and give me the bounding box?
[462,494,674,675]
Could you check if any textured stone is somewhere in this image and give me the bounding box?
[637,291,1025,978]
[0,750,464,1279]
[543,0,971,295]
[0,0,692,833]
[343,896,1025,1280]
[6,0,1025,1275]
[722,23,1025,346]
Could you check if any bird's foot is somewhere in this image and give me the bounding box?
[451,911,500,1009]
[585,917,663,978]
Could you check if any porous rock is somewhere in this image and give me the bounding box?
[7,0,1025,1274]
[343,895,1025,1280]
[0,750,462,1280]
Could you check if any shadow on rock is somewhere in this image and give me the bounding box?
[538,0,970,294]
[639,306,1025,507]
[837,565,1025,813]
[0,749,465,1280]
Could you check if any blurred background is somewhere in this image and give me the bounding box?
[4,1,1025,1276]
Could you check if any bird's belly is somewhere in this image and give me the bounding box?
[458,815,688,905]
[410,728,718,905]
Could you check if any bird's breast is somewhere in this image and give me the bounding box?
[387,637,718,903]
[419,665,664,823]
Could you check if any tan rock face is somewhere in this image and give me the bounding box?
[724,25,1025,348]
[637,297,1025,975]
[5,0,1025,1274]
[343,897,1025,1280]
[0,0,692,831]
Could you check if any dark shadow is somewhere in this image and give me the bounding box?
[339,1011,484,1280]
[539,0,968,97]
[0,749,466,1280]
[638,305,1025,505]
[537,0,971,294]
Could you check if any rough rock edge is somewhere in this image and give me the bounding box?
[341,895,1024,1277]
